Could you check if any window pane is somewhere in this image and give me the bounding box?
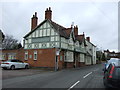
[40,30,42,37]
[51,37,54,41]
[25,51,28,60]
[51,29,54,35]
[32,32,35,37]
[28,39,31,43]
[36,30,39,37]
[34,51,37,60]
[55,36,59,41]
[43,29,46,36]
[47,29,50,36]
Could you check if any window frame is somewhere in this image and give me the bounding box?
[24,51,28,60]
[34,51,37,60]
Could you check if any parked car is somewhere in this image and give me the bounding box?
[103,58,120,73]
[103,61,120,88]
[1,59,29,70]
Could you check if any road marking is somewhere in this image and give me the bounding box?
[83,72,92,78]
[68,81,80,90]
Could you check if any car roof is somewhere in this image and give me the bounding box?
[110,61,120,67]
[107,58,120,67]
[107,58,120,63]
[110,58,120,60]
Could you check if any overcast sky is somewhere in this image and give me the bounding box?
[0,1,118,52]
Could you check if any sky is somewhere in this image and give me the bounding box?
[0,0,118,52]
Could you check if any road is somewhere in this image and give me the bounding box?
[2,63,105,89]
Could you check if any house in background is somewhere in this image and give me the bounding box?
[104,50,120,59]
[23,7,97,69]
[85,37,96,65]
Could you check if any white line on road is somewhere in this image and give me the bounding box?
[68,81,80,90]
[83,72,92,78]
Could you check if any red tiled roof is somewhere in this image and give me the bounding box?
[65,28,72,37]
[76,35,84,43]
[51,21,69,38]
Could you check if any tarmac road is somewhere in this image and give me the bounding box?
[2,64,105,89]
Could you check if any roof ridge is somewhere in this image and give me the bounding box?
[51,21,66,29]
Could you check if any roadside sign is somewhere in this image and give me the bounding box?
[56,49,60,56]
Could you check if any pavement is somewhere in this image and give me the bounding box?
[2,63,106,89]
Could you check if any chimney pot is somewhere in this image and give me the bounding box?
[74,25,78,36]
[46,8,48,11]
[35,12,37,17]
[76,25,78,28]
[49,7,51,10]
[86,37,90,42]
[45,7,52,20]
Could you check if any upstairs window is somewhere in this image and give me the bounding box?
[51,29,54,36]
[40,30,42,37]
[43,29,46,36]
[47,29,50,36]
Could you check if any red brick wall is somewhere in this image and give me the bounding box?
[58,50,65,70]
[2,48,86,69]
[17,48,24,60]
[2,48,24,61]
[66,62,74,68]
[24,48,56,68]
[78,62,85,67]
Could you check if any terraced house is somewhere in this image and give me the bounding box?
[23,7,96,69]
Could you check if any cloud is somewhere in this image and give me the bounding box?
[1,1,118,51]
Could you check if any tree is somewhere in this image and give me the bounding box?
[2,35,22,50]
[101,53,107,61]
[0,30,5,42]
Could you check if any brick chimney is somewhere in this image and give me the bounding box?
[74,25,78,36]
[86,37,90,42]
[31,12,38,30]
[45,7,52,20]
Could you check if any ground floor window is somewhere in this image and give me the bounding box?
[34,51,37,60]
[8,54,16,60]
[80,54,84,62]
[24,51,28,60]
[65,51,73,62]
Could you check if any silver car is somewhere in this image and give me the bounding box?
[103,58,120,72]
[1,59,29,70]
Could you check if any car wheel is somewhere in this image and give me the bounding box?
[25,65,29,69]
[10,65,15,70]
